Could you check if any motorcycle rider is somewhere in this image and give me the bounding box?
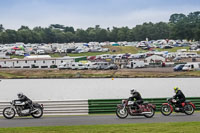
[17,93,34,111]
[173,87,186,108]
[128,89,143,111]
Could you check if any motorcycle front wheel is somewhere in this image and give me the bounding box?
[160,105,172,116]
[3,107,16,119]
[31,107,43,118]
[116,107,128,119]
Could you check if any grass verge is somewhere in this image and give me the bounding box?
[1,69,200,78]
[0,122,200,133]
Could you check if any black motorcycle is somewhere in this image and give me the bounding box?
[3,100,43,119]
[160,97,195,116]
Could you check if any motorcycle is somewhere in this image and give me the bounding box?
[116,99,156,119]
[3,100,44,119]
[160,97,195,116]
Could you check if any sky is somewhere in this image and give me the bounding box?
[0,0,200,30]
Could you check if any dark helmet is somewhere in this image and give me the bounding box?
[130,89,136,94]
[17,92,23,98]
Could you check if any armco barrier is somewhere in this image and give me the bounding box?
[88,97,200,114]
[0,100,88,116]
[1,98,199,116]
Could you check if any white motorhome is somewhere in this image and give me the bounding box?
[96,62,110,70]
[182,62,200,71]
[126,60,145,68]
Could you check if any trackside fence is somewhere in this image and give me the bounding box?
[88,97,200,114]
[0,100,88,116]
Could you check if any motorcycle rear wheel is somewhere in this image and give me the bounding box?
[116,107,128,119]
[144,107,155,118]
[3,107,16,119]
[161,105,172,116]
[31,107,43,118]
[184,104,194,115]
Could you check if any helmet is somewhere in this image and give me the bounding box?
[174,87,179,92]
[17,92,23,98]
[130,89,136,94]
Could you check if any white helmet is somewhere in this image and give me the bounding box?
[130,89,136,94]
[17,92,23,98]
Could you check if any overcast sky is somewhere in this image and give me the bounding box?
[0,0,200,30]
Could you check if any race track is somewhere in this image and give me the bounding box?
[0,113,200,128]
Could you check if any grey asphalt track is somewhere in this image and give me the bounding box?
[0,113,200,128]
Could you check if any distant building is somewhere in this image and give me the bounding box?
[0,57,74,68]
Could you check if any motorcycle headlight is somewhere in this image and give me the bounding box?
[172,99,177,103]
[122,100,125,103]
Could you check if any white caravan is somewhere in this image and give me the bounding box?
[127,60,145,68]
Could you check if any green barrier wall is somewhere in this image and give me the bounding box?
[88,97,200,114]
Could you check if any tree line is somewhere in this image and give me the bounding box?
[0,11,200,44]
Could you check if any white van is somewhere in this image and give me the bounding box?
[182,62,200,71]
[70,62,87,70]
[127,60,145,68]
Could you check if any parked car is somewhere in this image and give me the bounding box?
[58,63,71,70]
[115,54,123,59]
[122,53,130,59]
[104,64,118,70]
[173,64,185,71]
[36,49,45,55]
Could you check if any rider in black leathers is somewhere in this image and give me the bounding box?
[128,89,143,110]
[17,93,33,111]
[173,87,186,108]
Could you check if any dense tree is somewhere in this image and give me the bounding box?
[0,24,4,32]
[0,11,200,44]
[169,13,186,24]
[75,29,88,42]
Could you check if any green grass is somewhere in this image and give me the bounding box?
[10,55,24,59]
[154,46,190,52]
[58,46,192,57]
[9,46,192,58]
[68,46,143,57]
[49,53,67,57]
[1,70,200,79]
[68,52,108,57]
[0,122,200,133]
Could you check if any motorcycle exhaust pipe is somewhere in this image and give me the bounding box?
[140,112,152,114]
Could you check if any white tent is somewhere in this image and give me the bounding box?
[145,55,166,63]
